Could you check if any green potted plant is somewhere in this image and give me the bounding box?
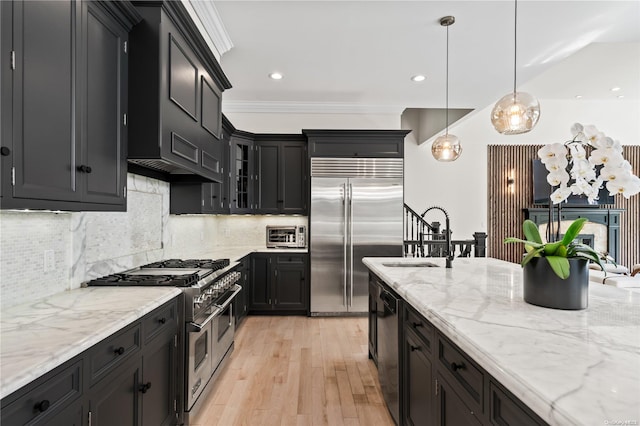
[504,217,606,310]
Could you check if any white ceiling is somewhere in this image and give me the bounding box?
[212,1,640,113]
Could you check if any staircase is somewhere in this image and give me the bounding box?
[403,203,487,258]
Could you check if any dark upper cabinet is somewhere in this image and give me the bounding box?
[255,135,307,215]
[303,129,409,158]
[0,0,138,211]
[229,132,254,214]
[127,1,231,183]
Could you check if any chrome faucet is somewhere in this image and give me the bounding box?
[421,206,454,268]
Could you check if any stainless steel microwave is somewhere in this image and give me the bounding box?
[266,226,306,248]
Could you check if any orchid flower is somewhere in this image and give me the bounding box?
[589,148,624,167]
[538,143,567,165]
[606,175,640,198]
[550,186,572,204]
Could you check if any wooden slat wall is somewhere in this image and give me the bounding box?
[487,145,640,268]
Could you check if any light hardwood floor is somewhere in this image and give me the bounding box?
[190,316,394,426]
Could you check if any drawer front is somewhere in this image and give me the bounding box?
[1,360,82,425]
[143,299,177,344]
[275,254,306,265]
[404,305,434,353]
[437,334,484,412]
[490,381,544,426]
[89,323,140,385]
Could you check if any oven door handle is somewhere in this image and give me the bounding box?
[187,285,241,332]
[188,306,222,332]
[213,284,242,311]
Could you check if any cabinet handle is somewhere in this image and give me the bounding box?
[278,200,284,203]
[77,165,92,173]
[114,346,125,356]
[0,147,10,156]
[158,317,167,324]
[34,399,50,412]
[412,322,423,328]
[138,382,152,394]
[451,362,465,372]
[410,345,420,352]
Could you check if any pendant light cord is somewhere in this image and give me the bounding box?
[513,0,518,95]
[445,22,449,136]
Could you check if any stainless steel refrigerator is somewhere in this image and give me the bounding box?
[310,158,403,315]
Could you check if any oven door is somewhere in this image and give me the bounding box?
[186,306,217,410]
[211,285,241,372]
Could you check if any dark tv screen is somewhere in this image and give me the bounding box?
[532,159,614,206]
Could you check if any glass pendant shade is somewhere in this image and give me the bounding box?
[490,91,540,135]
[431,133,462,162]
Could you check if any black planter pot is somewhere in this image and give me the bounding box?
[522,257,589,310]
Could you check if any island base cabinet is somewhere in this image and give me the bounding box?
[403,329,434,426]
[436,373,482,426]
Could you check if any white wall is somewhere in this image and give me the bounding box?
[224,112,400,133]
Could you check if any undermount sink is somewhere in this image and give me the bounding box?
[382,261,440,268]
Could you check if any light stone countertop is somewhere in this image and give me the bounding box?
[0,286,182,399]
[0,246,307,400]
[362,256,640,426]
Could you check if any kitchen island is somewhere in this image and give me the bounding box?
[363,256,640,426]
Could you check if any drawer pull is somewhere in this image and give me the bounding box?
[451,362,465,372]
[410,345,420,352]
[139,382,152,394]
[34,399,50,412]
[158,317,167,324]
[412,322,423,328]
[114,346,125,356]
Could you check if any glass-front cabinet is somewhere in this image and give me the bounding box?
[229,132,254,213]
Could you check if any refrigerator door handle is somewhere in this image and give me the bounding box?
[342,183,348,308]
[349,182,354,307]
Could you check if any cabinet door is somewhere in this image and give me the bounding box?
[141,333,177,426]
[404,330,434,426]
[229,136,254,213]
[436,373,481,426]
[249,254,272,311]
[368,279,378,362]
[82,2,127,206]
[255,141,280,213]
[89,360,142,426]
[280,142,307,214]
[273,263,307,311]
[10,0,81,203]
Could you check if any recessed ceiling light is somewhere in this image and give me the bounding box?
[617,95,625,99]
[575,95,583,99]
[411,75,426,82]
[269,72,283,80]
[611,87,621,92]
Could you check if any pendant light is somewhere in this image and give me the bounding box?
[432,16,462,162]
[490,0,540,135]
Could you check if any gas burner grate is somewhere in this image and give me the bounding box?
[141,258,230,270]
[86,272,200,287]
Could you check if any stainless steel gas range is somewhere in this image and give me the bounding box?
[86,258,241,424]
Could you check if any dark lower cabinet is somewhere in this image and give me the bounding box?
[436,372,482,426]
[404,329,433,426]
[234,256,250,326]
[89,359,142,426]
[368,279,378,363]
[249,253,308,314]
[0,297,180,426]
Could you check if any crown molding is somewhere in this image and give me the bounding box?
[185,0,234,58]
[222,100,405,115]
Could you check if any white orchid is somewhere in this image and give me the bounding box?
[539,122,639,204]
[605,175,640,199]
[537,143,567,165]
[547,170,570,187]
[550,186,573,204]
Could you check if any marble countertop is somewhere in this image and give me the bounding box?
[363,257,640,426]
[0,286,181,399]
[0,246,307,400]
